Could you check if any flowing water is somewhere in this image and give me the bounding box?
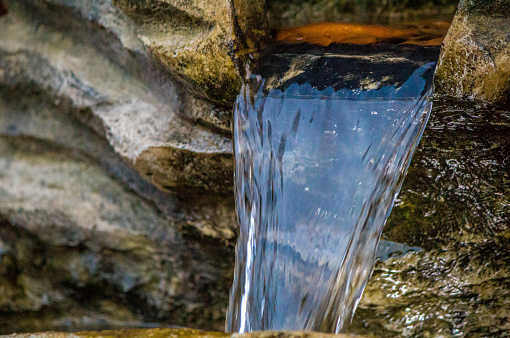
[226,58,436,333]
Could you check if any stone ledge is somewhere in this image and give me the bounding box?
[2,329,361,338]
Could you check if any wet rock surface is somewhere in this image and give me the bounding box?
[434,0,510,103]
[252,42,439,93]
[349,98,510,337]
[267,0,459,28]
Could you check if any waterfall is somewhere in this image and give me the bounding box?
[226,44,436,333]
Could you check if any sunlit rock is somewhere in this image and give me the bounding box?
[276,22,449,46]
[435,0,510,103]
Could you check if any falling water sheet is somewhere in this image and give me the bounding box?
[227,60,436,333]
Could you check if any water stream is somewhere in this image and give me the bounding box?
[226,50,436,333]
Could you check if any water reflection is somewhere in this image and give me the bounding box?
[227,61,435,332]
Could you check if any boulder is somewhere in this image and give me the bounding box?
[112,0,243,106]
[0,135,236,332]
[434,0,510,103]
[0,0,236,194]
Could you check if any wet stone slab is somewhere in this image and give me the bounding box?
[2,329,360,338]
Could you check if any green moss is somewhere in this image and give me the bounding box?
[168,49,241,106]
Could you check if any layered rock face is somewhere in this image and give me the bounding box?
[434,0,510,102]
[0,0,239,333]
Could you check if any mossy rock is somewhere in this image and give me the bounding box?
[2,328,225,338]
[113,0,266,107]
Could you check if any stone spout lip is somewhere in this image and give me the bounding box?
[252,42,439,96]
[1,329,364,338]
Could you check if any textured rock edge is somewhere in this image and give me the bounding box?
[1,329,361,338]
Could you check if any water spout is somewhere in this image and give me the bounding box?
[227,44,436,333]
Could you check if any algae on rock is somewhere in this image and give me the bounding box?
[112,0,241,106]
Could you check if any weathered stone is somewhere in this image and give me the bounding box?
[349,97,510,337]
[381,98,510,250]
[434,0,510,103]
[2,329,359,338]
[2,328,226,338]
[0,136,235,333]
[112,0,242,106]
[0,0,509,336]
[0,0,242,333]
[0,0,234,193]
[228,0,268,81]
[351,240,510,336]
